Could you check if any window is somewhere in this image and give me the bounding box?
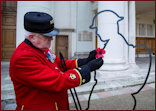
[136,23,155,37]
[147,24,154,36]
[138,24,146,36]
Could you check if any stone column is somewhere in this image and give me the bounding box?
[16,1,52,47]
[128,1,140,71]
[97,1,129,71]
[129,1,136,64]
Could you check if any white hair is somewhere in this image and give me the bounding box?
[25,30,32,38]
[24,30,40,38]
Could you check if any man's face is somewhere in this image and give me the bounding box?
[31,33,53,51]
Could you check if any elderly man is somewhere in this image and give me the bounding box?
[9,12,103,110]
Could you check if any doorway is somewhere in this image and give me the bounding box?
[55,35,68,59]
[1,1,17,61]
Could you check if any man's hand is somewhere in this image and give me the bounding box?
[77,50,97,67]
[75,57,103,85]
[87,50,97,62]
[87,57,103,71]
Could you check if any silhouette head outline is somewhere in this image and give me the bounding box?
[89,10,124,48]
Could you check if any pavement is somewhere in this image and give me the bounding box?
[1,57,155,110]
[69,87,155,110]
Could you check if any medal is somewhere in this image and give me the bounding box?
[44,49,56,63]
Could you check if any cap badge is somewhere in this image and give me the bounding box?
[69,74,76,80]
[50,20,54,24]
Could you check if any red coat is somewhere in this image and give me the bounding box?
[9,40,82,110]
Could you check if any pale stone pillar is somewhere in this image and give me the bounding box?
[97,1,129,71]
[129,1,136,64]
[16,1,52,47]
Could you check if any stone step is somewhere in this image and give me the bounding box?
[68,71,155,96]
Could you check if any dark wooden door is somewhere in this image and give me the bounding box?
[1,1,17,61]
[136,37,155,54]
[55,35,68,59]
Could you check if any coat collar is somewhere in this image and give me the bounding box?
[24,39,38,49]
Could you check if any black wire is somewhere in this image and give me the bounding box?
[60,53,82,110]
[69,89,79,110]
[131,45,152,110]
[85,71,97,110]
[59,52,81,110]
[90,10,152,110]
[59,52,78,110]
[73,88,82,110]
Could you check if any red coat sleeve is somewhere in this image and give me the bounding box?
[55,54,78,71]
[11,53,82,92]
